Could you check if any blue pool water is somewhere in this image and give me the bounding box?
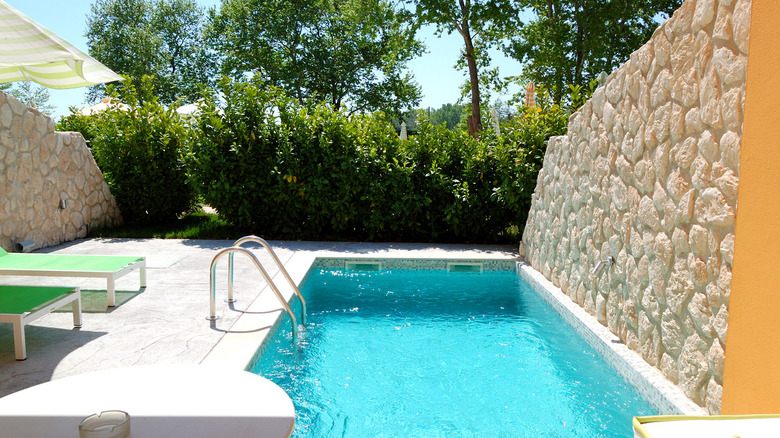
[250,268,656,437]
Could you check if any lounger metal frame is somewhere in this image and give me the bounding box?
[0,258,146,307]
[0,287,82,360]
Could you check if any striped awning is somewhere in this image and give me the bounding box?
[0,1,122,89]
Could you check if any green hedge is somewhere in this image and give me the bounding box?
[57,80,195,225]
[188,77,568,242]
[61,76,567,241]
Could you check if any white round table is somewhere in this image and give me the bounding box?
[0,364,295,438]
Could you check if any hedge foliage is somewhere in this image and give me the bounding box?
[188,77,569,242]
[57,79,195,225]
[60,76,569,242]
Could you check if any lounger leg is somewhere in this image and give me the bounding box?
[72,292,82,328]
[12,318,26,361]
[107,277,115,307]
[140,265,147,288]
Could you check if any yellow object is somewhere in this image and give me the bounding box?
[633,415,780,438]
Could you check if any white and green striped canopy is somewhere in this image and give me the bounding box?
[0,1,122,89]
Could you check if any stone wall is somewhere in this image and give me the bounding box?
[520,0,751,414]
[0,90,122,252]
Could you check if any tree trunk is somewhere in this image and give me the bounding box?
[459,0,481,137]
[573,0,585,86]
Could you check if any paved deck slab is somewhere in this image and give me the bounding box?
[0,238,516,397]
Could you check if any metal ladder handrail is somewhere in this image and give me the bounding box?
[207,247,298,340]
[228,235,307,325]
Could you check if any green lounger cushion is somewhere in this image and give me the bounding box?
[0,285,79,314]
[0,253,142,272]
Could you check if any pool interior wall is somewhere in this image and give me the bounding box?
[204,256,706,417]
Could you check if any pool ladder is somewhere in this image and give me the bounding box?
[207,236,307,340]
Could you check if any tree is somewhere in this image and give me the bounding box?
[412,0,520,136]
[85,0,214,105]
[429,103,467,130]
[208,0,423,118]
[505,0,683,102]
[1,82,55,115]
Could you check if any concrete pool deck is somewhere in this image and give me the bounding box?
[0,238,517,398]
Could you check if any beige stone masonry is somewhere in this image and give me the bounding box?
[520,0,750,414]
[0,90,122,252]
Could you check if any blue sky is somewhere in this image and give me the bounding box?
[10,0,523,118]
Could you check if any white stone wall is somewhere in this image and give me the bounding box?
[0,90,122,252]
[520,0,751,414]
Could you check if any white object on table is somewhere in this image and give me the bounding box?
[0,365,294,438]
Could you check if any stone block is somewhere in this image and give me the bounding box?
[713,4,733,43]
[603,101,616,132]
[719,232,735,265]
[720,87,743,132]
[655,232,674,267]
[673,136,698,169]
[670,33,696,75]
[639,195,661,230]
[8,96,26,116]
[712,304,729,344]
[732,0,751,54]
[689,224,710,258]
[649,258,669,304]
[627,71,642,102]
[651,71,674,110]
[714,47,747,87]
[692,0,716,33]
[698,130,718,163]
[713,162,738,204]
[607,292,621,332]
[667,169,691,202]
[670,0,694,37]
[666,260,695,314]
[0,104,12,129]
[653,140,670,183]
[661,309,684,356]
[678,335,710,404]
[717,264,732,297]
[700,69,723,130]
[695,31,714,79]
[695,187,735,228]
[610,175,630,211]
[634,159,656,195]
[605,69,624,104]
[623,297,638,328]
[675,69,700,108]
[719,130,741,170]
[706,379,722,415]
[691,155,713,189]
[640,318,662,366]
[707,340,725,383]
[670,103,685,142]
[660,353,679,384]
[688,290,714,339]
[653,31,671,67]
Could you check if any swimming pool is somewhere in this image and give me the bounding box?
[249,267,657,437]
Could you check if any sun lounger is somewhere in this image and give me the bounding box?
[0,247,146,307]
[0,285,82,360]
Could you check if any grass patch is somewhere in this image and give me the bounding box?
[89,210,244,240]
[89,208,522,243]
